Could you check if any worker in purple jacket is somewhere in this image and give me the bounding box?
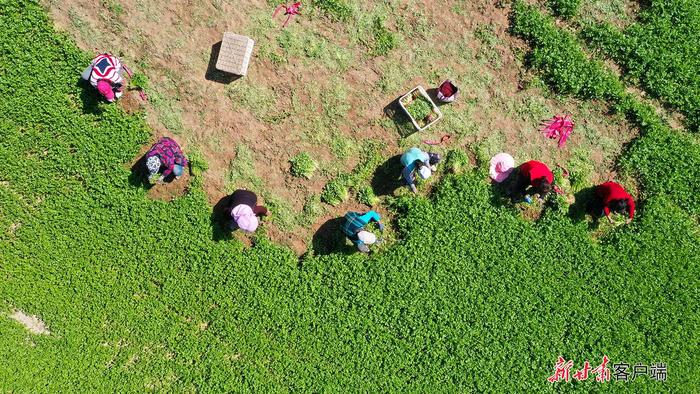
[145,137,187,184]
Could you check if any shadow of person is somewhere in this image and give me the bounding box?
[311,217,357,256]
[489,181,512,209]
[489,168,521,208]
[205,41,243,84]
[371,154,404,197]
[383,96,417,138]
[129,154,185,188]
[425,87,450,108]
[129,154,152,189]
[211,194,234,242]
[76,78,102,115]
[569,186,599,224]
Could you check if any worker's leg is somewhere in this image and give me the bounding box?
[507,170,528,201]
[586,198,604,218]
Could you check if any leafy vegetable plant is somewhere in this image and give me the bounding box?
[129,72,149,90]
[548,0,580,19]
[290,152,318,179]
[320,175,349,205]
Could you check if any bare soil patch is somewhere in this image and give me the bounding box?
[120,89,146,115]
[10,310,51,335]
[45,0,638,254]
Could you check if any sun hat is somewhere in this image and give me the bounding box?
[96,80,115,102]
[231,204,259,233]
[357,231,377,245]
[173,164,184,177]
[489,152,515,183]
[418,166,432,180]
[146,156,161,175]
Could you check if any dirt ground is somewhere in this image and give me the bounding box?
[9,310,51,335]
[43,0,638,254]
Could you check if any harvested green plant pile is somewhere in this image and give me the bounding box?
[403,92,434,126]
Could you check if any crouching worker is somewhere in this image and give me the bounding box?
[145,137,188,184]
[509,160,553,202]
[401,147,440,194]
[226,189,268,233]
[591,181,635,224]
[81,53,125,103]
[341,210,384,253]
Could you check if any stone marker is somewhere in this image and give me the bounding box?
[215,32,254,76]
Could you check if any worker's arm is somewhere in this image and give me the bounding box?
[161,165,173,179]
[627,198,635,223]
[360,210,384,232]
[603,206,614,223]
[253,205,269,216]
[360,210,381,224]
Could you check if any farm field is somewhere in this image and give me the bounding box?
[1,0,699,391]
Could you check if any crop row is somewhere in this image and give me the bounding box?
[580,0,700,130]
[510,0,700,215]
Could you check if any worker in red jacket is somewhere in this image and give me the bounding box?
[594,181,635,224]
[510,160,554,201]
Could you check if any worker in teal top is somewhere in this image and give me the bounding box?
[401,147,440,193]
[341,210,384,253]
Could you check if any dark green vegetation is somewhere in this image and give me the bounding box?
[548,0,581,19]
[580,0,700,130]
[511,0,700,216]
[1,1,698,392]
[510,1,623,100]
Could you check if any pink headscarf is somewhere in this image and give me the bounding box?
[231,204,259,233]
[96,80,115,102]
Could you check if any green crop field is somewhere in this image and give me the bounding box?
[1,0,698,391]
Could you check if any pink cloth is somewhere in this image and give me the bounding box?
[541,114,574,148]
[96,80,115,102]
[231,204,259,232]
